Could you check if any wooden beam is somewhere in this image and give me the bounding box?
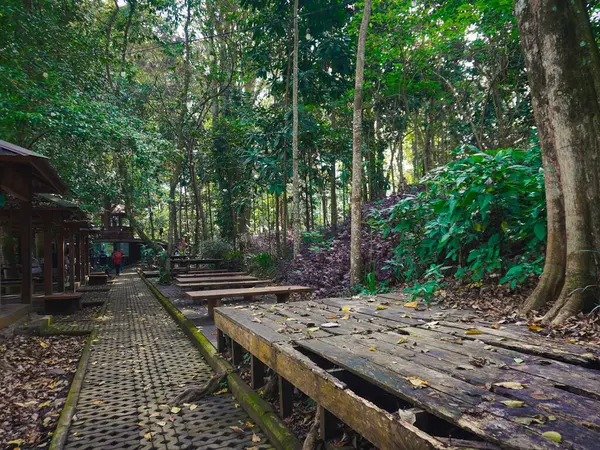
[43,224,53,296]
[20,199,33,304]
[67,232,75,292]
[56,230,65,292]
[231,340,244,366]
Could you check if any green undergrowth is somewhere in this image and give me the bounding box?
[369,144,546,301]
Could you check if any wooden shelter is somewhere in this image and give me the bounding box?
[0,140,92,318]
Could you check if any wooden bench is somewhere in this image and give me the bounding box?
[177,271,248,278]
[177,279,272,291]
[35,293,83,314]
[214,297,600,450]
[88,272,108,285]
[175,275,258,285]
[185,285,311,318]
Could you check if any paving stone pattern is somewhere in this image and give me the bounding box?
[65,272,273,450]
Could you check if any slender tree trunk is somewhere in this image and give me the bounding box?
[397,132,405,188]
[292,0,301,258]
[349,0,372,286]
[516,0,600,323]
[275,192,281,256]
[413,112,419,180]
[330,165,337,228]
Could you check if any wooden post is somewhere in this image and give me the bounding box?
[319,405,337,442]
[67,231,75,292]
[75,232,82,282]
[43,221,53,296]
[231,340,244,366]
[250,355,265,389]
[217,329,226,354]
[20,200,33,304]
[278,376,294,418]
[56,229,65,292]
[79,232,85,282]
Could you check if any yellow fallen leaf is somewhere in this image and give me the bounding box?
[214,388,228,395]
[157,421,166,427]
[342,314,350,320]
[491,323,499,329]
[170,407,181,414]
[407,376,428,389]
[494,381,527,390]
[465,329,483,335]
[582,353,596,359]
[189,404,197,410]
[376,305,388,311]
[230,426,245,433]
[38,401,51,408]
[369,346,376,352]
[39,340,49,348]
[528,325,543,332]
[7,440,24,446]
[252,433,261,442]
[137,423,145,427]
[501,400,524,408]
[397,338,406,344]
[144,433,152,439]
[542,431,562,443]
[342,307,351,312]
[245,422,254,428]
[404,301,418,308]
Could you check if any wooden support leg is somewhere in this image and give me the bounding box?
[319,405,337,442]
[278,376,294,418]
[20,200,33,304]
[243,295,254,302]
[207,299,216,319]
[276,293,290,303]
[250,355,265,389]
[231,340,244,366]
[217,329,226,354]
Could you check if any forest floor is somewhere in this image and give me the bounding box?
[0,331,84,449]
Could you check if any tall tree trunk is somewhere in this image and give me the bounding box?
[516,0,600,323]
[330,165,337,228]
[349,0,372,286]
[397,132,405,188]
[292,0,301,259]
[275,192,281,256]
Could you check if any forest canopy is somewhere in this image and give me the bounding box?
[2,0,599,322]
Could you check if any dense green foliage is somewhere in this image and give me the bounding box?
[370,144,546,298]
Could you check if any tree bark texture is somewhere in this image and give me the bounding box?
[516,0,600,323]
[292,0,301,259]
[349,0,372,286]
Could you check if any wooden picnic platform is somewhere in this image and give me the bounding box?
[214,295,600,450]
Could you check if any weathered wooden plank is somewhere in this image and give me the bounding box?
[215,309,445,450]
[176,275,258,283]
[177,271,248,278]
[376,328,600,401]
[178,280,272,290]
[186,285,312,301]
[370,332,600,429]
[301,335,597,449]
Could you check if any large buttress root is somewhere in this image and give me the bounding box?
[171,371,227,404]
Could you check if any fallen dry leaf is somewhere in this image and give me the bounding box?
[376,305,388,311]
[230,426,245,433]
[465,329,483,335]
[404,301,418,308]
[494,381,527,390]
[252,433,261,442]
[170,407,181,414]
[407,376,428,389]
[528,325,543,332]
[501,400,525,408]
[542,431,561,443]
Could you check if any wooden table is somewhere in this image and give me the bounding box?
[214,296,600,450]
[186,285,312,318]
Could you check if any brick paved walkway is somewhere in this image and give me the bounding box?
[65,272,273,449]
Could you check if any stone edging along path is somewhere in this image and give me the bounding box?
[139,270,301,450]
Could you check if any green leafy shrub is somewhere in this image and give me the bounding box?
[246,251,276,277]
[301,230,334,251]
[198,239,234,260]
[370,145,546,289]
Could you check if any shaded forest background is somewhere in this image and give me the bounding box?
[2,0,599,317]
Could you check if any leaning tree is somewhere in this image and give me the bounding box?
[516,0,600,323]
